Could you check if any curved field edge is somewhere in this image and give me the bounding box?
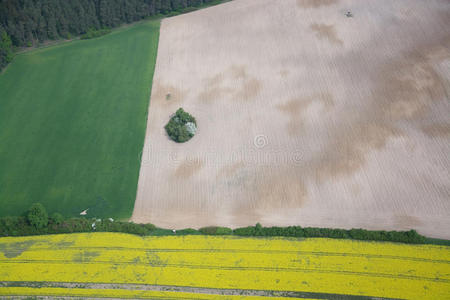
[0,20,160,220]
[0,233,449,299]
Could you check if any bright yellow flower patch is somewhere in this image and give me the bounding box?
[0,233,449,299]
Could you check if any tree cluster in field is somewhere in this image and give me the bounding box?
[0,0,228,71]
[0,203,444,245]
[165,108,197,143]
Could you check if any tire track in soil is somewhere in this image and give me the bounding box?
[2,246,448,264]
[1,259,448,283]
[0,281,399,300]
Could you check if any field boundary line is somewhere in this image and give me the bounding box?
[0,281,399,300]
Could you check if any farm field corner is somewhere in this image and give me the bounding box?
[0,233,450,299]
[0,20,160,219]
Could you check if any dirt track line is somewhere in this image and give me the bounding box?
[0,281,398,300]
[0,260,447,283]
[2,246,448,264]
[5,294,209,300]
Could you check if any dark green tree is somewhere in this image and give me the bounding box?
[0,28,13,71]
[51,212,64,225]
[27,203,48,229]
[165,108,197,143]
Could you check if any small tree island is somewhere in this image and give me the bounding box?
[165,108,197,143]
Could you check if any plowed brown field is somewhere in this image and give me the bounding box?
[132,0,450,239]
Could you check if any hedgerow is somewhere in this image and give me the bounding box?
[232,223,426,244]
[0,203,446,245]
[199,226,233,235]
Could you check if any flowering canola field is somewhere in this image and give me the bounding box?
[0,233,449,299]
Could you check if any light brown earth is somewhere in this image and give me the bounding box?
[132,0,450,239]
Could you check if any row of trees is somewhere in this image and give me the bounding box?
[0,0,222,71]
[0,202,159,236]
[1,203,433,245]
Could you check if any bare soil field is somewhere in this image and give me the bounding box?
[132,0,450,239]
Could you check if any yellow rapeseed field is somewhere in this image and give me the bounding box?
[0,233,449,299]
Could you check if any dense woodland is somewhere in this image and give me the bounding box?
[0,0,220,71]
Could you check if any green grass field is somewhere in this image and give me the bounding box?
[0,20,160,219]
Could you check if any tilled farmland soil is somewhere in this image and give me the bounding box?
[133,0,450,239]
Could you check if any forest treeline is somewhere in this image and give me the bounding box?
[0,0,221,71]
